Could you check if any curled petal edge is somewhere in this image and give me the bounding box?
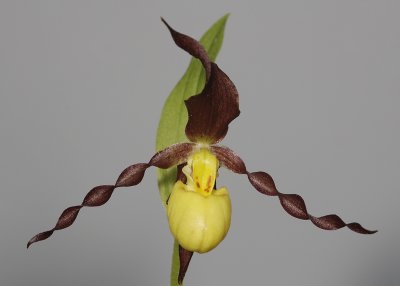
[162,18,211,80]
[212,146,377,235]
[27,143,195,248]
[184,63,240,144]
[162,19,240,144]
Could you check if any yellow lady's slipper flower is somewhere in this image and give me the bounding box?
[167,148,231,253]
[28,17,376,285]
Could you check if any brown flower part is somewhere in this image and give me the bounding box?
[161,18,211,80]
[173,155,221,284]
[28,18,376,286]
[163,20,240,144]
[164,20,375,236]
[211,146,377,234]
[178,245,193,285]
[185,63,240,144]
[27,143,195,248]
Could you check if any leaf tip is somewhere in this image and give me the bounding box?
[222,13,230,21]
[215,13,230,28]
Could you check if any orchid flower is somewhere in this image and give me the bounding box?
[28,18,376,284]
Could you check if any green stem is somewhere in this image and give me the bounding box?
[155,14,229,286]
[170,240,181,285]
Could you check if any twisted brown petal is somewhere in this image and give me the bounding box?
[178,245,194,285]
[212,146,377,234]
[211,145,246,174]
[162,19,240,144]
[248,171,376,233]
[27,143,195,248]
[149,142,195,168]
[54,206,83,230]
[115,163,150,188]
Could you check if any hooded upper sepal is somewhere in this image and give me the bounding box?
[185,63,240,144]
[162,19,240,144]
[161,18,211,79]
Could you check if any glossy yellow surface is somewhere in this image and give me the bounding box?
[167,148,231,253]
[167,181,231,253]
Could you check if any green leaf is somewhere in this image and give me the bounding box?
[155,14,229,286]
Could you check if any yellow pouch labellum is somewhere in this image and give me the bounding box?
[167,180,231,253]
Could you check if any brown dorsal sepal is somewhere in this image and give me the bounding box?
[184,63,240,144]
[162,19,240,144]
[161,18,211,80]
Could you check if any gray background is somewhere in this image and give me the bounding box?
[1,1,399,285]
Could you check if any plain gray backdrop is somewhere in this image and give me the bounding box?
[1,1,399,285]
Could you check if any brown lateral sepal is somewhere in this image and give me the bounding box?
[178,245,194,285]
